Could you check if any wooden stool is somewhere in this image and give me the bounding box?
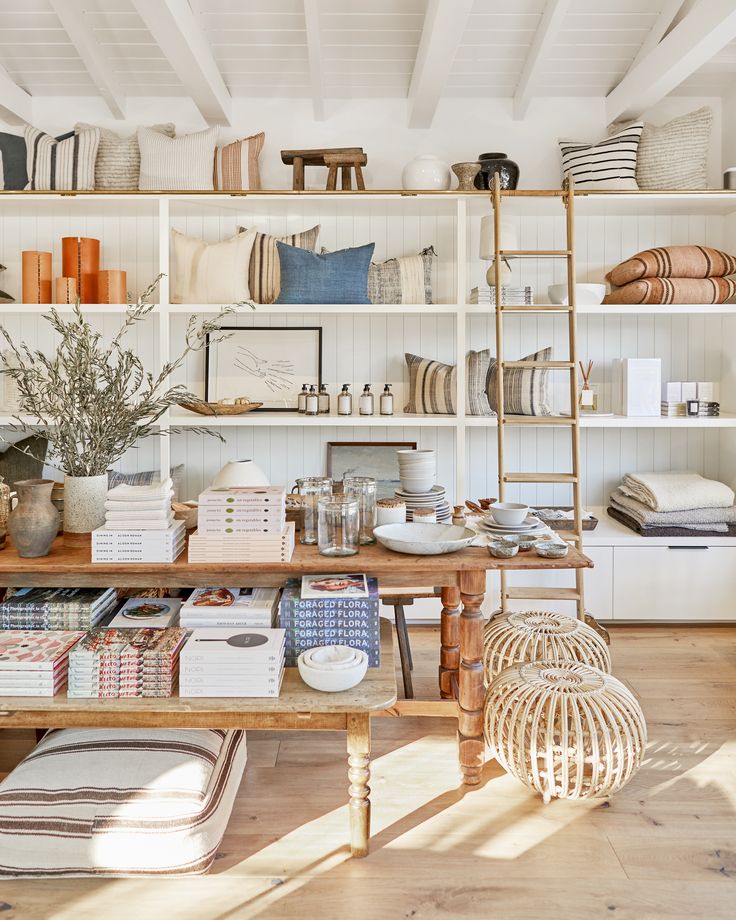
[380,589,440,699]
[281,147,367,191]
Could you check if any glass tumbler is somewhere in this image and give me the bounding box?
[318,495,360,556]
[296,476,333,545]
[343,476,377,544]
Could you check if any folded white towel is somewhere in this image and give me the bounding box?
[105,509,173,522]
[102,517,175,530]
[106,478,174,502]
[620,472,735,513]
[611,489,736,525]
[104,498,171,512]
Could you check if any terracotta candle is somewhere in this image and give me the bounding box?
[21,251,52,304]
[97,270,127,304]
[55,276,77,304]
[61,236,100,304]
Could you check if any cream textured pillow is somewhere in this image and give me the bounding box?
[76,122,175,189]
[171,229,256,304]
[214,132,265,190]
[138,126,219,190]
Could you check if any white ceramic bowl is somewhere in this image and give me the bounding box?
[547,283,606,306]
[489,502,529,526]
[374,522,476,555]
[298,648,368,692]
[400,479,436,494]
[302,645,363,671]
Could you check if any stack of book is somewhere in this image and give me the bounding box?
[180,588,280,629]
[661,401,686,417]
[0,587,118,630]
[699,401,720,418]
[179,627,285,697]
[279,575,380,667]
[188,487,294,563]
[469,285,534,305]
[0,630,83,696]
[108,597,182,629]
[92,520,186,563]
[67,627,187,698]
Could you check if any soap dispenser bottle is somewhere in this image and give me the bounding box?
[380,383,394,416]
[318,384,330,415]
[305,385,318,416]
[337,384,353,416]
[297,383,309,414]
[359,384,374,416]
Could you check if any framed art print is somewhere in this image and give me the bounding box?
[327,441,417,499]
[205,326,322,411]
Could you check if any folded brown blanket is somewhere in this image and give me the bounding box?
[607,245,736,286]
[607,505,735,538]
[603,277,736,305]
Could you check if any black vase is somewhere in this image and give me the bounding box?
[474,152,520,190]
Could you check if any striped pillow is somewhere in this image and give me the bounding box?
[0,728,247,877]
[76,122,175,190]
[240,225,320,304]
[487,347,553,416]
[24,125,100,191]
[369,247,436,304]
[214,132,265,191]
[138,126,219,191]
[404,351,492,415]
[559,123,643,190]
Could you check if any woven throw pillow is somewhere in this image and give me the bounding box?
[0,728,247,877]
[24,125,100,191]
[369,247,436,304]
[487,347,553,416]
[404,352,494,415]
[275,242,374,304]
[138,126,219,191]
[608,245,736,286]
[604,277,736,305]
[0,132,28,190]
[214,132,265,191]
[171,229,256,304]
[75,122,175,190]
[240,225,320,303]
[559,123,643,190]
[466,349,494,416]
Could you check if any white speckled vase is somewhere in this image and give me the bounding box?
[63,474,108,544]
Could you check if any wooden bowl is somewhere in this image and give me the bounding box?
[178,400,263,416]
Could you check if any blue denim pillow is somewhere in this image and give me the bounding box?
[275,241,375,304]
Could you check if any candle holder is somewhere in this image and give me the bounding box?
[21,251,52,304]
[97,270,127,304]
[62,236,100,303]
[55,277,77,304]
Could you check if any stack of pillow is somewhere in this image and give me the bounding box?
[604,245,736,305]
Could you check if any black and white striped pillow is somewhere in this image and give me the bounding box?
[404,351,493,416]
[559,123,643,190]
[24,125,100,191]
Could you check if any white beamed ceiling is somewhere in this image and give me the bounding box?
[0,0,733,114]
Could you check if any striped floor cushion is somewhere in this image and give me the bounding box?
[0,728,246,877]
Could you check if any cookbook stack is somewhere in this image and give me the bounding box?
[0,587,118,630]
[0,631,83,696]
[67,627,187,698]
[92,478,185,563]
[179,627,285,697]
[180,587,280,629]
[188,487,295,563]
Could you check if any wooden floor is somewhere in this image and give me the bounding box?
[1,624,735,920]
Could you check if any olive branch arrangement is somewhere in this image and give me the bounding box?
[0,276,253,477]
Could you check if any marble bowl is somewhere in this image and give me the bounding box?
[489,502,529,526]
[488,540,519,558]
[504,534,539,552]
[535,541,569,558]
[298,647,368,692]
[302,645,364,671]
[374,522,476,555]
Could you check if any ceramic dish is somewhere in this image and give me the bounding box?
[298,648,368,691]
[535,541,569,558]
[488,540,519,558]
[477,517,544,534]
[504,534,539,552]
[547,283,606,306]
[302,645,363,671]
[488,502,530,526]
[374,522,476,555]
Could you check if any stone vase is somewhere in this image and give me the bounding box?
[63,474,108,546]
[7,479,59,558]
[452,162,481,191]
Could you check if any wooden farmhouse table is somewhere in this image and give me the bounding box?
[0,538,592,857]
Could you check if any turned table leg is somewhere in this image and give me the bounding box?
[347,712,371,857]
[458,570,486,785]
[439,586,461,699]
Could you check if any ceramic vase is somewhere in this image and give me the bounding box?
[402,155,451,190]
[8,479,59,557]
[63,474,108,545]
[62,236,100,304]
[452,162,481,191]
[474,152,520,190]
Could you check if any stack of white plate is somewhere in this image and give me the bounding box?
[397,448,436,494]
[395,485,452,523]
[476,514,546,536]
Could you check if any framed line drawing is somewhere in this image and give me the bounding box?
[205,326,322,411]
[326,440,417,499]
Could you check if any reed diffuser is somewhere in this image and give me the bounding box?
[578,360,598,413]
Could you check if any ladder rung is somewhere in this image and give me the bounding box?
[502,415,577,426]
[502,360,574,369]
[500,305,573,313]
[504,587,582,601]
[498,249,571,257]
[503,472,578,483]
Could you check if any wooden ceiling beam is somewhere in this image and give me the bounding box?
[513,0,573,120]
[0,63,31,125]
[408,0,474,129]
[131,0,231,127]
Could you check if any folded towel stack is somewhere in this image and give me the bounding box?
[92,479,184,563]
[608,472,736,537]
[603,245,736,305]
[104,477,174,530]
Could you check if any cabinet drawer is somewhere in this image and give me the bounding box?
[613,546,736,621]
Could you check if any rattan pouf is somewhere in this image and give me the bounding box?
[485,661,647,803]
[483,610,611,684]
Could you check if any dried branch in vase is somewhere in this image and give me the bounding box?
[0,276,254,477]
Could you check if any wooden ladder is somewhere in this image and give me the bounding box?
[491,174,586,621]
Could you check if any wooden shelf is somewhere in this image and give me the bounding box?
[169,411,458,428]
[583,506,736,548]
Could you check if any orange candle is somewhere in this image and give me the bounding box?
[61,236,100,303]
[55,277,77,304]
[97,270,127,304]
[21,251,52,304]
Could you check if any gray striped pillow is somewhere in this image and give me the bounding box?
[138,126,219,191]
[369,247,436,304]
[487,347,553,416]
[214,132,265,191]
[24,125,100,191]
[76,122,175,189]
[240,225,320,304]
[404,351,492,415]
[559,123,643,190]
[466,349,494,416]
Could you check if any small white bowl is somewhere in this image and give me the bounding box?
[548,283,606,306]
[298,648,368,692]
[489,502,529,526]
[303,645,362,671]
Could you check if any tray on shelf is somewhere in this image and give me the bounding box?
[533,506,599,531]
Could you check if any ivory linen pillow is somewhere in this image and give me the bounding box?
[76,122,175,189]
[138,126,219,190]
[369,247,436,304]
[171,229,256,304]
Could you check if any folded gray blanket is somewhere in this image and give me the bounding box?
[611,488,736,525]
[609,497,728,532]
[607,506,732,537]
